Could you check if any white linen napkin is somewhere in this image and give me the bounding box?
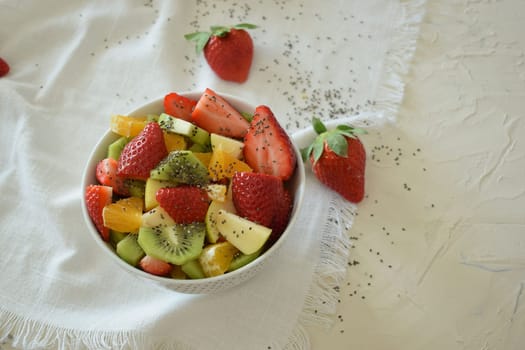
[0,0,425,349]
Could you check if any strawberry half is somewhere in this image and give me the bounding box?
[269,187,293,242]
[243,105,297,180]
[302,117,367,203]
[96,158,130,196]
[185,23,257,83]
[231,172,283,228]
[117,122,168,180]
[0,57,9,77]
[139,255,173,276]
[85,185,113,241]
[164,92,197,122]
[156,186,210,224]
[191,88,250,139]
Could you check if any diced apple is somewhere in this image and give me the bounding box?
[215,210,272,255]
[210,133,244,159]
[141,206,176,228]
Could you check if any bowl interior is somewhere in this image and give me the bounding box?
[81,91,305,293]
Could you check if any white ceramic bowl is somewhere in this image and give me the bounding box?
[81,91,305,294]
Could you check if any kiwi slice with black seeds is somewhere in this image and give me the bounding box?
[150,150,209,185]
[137,223,206,266]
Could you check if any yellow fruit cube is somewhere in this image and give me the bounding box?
[193,152,213,168]
[208,148,252,181]
[110,115,148,137]
[163,131,187,152]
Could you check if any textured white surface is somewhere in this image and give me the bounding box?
[306,0,525,349]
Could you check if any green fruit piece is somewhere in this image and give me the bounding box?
[227,249,262,272]
[110,230,128,246]
[116,234,145,266]
[181,259,206,279]
[125,179,146,198]
[188,142,211,153]
[107,136,129,160]
[150,150,209,185]
[147,114,159,122]
[158,113,210,146]
[137,223,206,265]
[216,210,272,255]
[144,178,177,211]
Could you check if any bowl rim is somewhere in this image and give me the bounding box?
[81,90,306,288]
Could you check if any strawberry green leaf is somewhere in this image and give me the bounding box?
[312,137,325,163]
[312,117,327,135]
[301,144,313,161]
[351,127,368,135]
[210,26,231,37]
[233,23,258,30]
[184,31,211,53]
[336,125,353,131]
[326,133,348,157]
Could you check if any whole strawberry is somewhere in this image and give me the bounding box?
[302,117,367,203]
[0,57,10,77]
[185,23,257,83]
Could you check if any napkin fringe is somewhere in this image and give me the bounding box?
[0,307,193,350]
[375,0,426,122]
[298,196,356,329]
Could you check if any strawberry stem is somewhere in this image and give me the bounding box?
[301,117,368,164]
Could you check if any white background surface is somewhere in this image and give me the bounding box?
[1,0,524,349]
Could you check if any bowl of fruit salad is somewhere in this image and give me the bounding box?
[81,88,305,294]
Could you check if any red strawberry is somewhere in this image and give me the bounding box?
[243,105,297,180]
[139,255,173,276]
[96,158,130,196]
[117,122,168,180]
[302,117,367,203]
[85,185,113,241]
[231,172,283,228]
[185,24,257,83]
[191,88,250,138]
[156,186,209,224]
[164,92,197,122]
[269,187,293,242]
[0,57,9,77]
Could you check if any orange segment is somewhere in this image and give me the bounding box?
[163,131,187,152]
[198,241,239,277]
[208,148,252,181]
[103,197,144,233]
[110,115,148,137]
[193,152,213,168]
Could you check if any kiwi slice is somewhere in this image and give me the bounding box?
[137,223,206,266]
[227,249,262,272]
[116,234,145,266]
[107,136,129,160]
[125,179,146,198]
[150,150,209,185]
[158,113,210,146]
[181,259,206,279]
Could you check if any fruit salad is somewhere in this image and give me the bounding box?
[85,88,297,279]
